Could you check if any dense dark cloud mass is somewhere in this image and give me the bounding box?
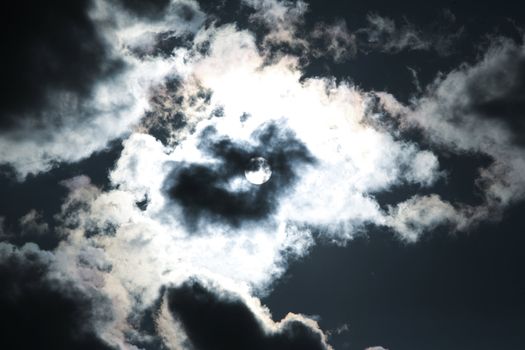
[167,280,330,350]
[0,246,112,350]
[165,122,315,228]
[0,0,122,129]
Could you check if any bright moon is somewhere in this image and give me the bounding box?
[245,157,272,185]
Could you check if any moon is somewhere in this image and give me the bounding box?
[245,157,272,185]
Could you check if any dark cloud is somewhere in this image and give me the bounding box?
[164,122,316,229]
[167,279,330,350]
[0,0,123,130]
[0,247,113,350]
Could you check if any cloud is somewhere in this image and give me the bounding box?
[42,173,316,347]
[0,242,112,350]
[385,194,467,242]
[0,0,203,179]
[325,323,350,336]
[310,20,357,62]
[104,21,444,246]
[0,0,121,129]
[457,40,525,146]
[377,36,525,238]
[163,121,316,228]
[165,278,332,350]
[18,210,49,237]
[245,0,309,50]
[29,15,448,346]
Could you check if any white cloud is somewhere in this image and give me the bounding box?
[386,194,467,242]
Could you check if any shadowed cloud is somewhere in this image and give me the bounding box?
[164,122,316,229]
[167,279,331,350]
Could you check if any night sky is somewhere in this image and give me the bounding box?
[1,1,524,349]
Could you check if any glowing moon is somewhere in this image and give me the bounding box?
[245,157,272,185]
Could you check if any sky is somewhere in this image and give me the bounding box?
[0,1,524,349]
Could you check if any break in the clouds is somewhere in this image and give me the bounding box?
[1,0,525,349]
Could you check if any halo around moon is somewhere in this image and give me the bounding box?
[245,157,272,185]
